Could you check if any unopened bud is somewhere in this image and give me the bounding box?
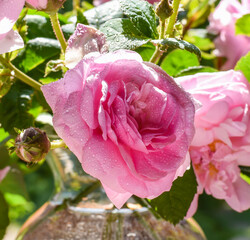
[156,0,173,21]
[15,127,51,163]
[26,0,66,13]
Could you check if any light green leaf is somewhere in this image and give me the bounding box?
[176,66,218,77]
[161,49,200,77]
[100,18,150,51]
[119,0,158,39]
[235,14,250,36]
[235,52,250,81]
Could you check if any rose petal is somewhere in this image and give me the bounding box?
[65,24,108,69]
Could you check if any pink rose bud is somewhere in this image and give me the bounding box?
[0,0,24,54]
[26,0,66,13]
[208,0,250,70]
[177,70,250,214]
[15,127,51,163]
[42,49,195,208]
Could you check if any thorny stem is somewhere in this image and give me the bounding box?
[73,0,81,11]
[49,12,67,53]
[165,0,181,37]
[150,0,181,64]
[0,55,42,91]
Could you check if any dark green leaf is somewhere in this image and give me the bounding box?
[146,167,198,225]
[176,66,218,77]
[161,49,199,77]
[0,146,11,169]
[235,14,250,36]
[0,82,34,135]
[0,192,9,239]
[100,18,150,51]
[152,38,201,60]
[77,7,89,25]
[84,0,123,29]
[235,52,250,81]
[0,69,15,98]
[119,0,158,39]
[13,37,61,73]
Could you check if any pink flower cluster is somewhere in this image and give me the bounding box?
[177,70,250,215]
[208,0,250,70]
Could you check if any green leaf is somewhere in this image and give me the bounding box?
[0,82,34,135]
[84,0,123,29]
[0,69,15,98]
[0,192,9,239]
[176,66,218,77]
[152,38,202,60]
[184,29,214,51]
[13,37,61,73]
[235,14,250,36]
[161,49,200,77]
[100,18,150,51]
[146,167,198,225]
[0,146,11,169]
[235,52,250,81]
[136,44,155,61]
[77,7,89,25]
[119,0,158,39]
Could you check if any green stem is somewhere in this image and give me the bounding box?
[73,0,80,11]
[0,55,42,91]
[149,20,166,64]
[49,12,67,53]
[165,0,181,37]
[50,140,66,149]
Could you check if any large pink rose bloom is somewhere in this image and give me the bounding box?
[0,0,25,54]
[208,0,250,70]
[42,50,195,208]
[177,70,250,214]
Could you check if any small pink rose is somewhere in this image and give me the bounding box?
[42,50,195,208]
[208,0,250,70]
[0,0,25,54]
[177,70,250,214]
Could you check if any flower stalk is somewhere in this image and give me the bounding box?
[0,55,42,91]
[50,139,67,149]
[49,12,67,53]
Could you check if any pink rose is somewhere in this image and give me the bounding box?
[208,0,250,70]
[42,50,195,208]
[177,70,250,215]
[0,0,25,54]
[93,0,159,7]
